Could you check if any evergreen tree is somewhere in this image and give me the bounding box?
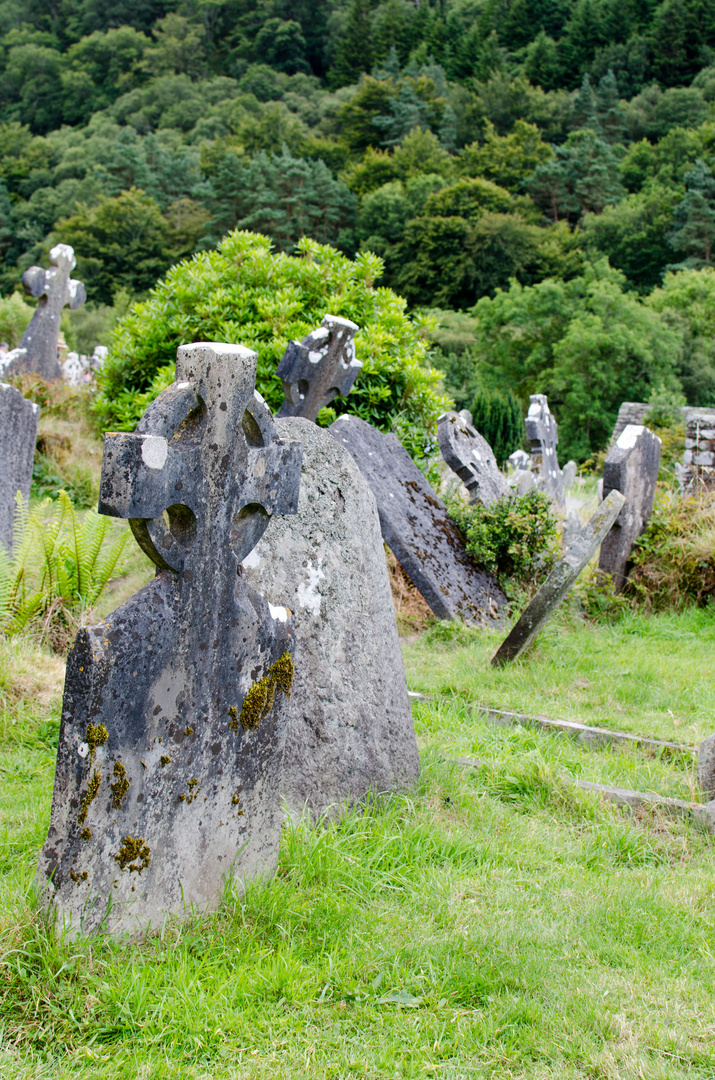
[570,74,601,133]
[667,159,715,267]
[524,31,560,91]
[470,388,524,466]
[328,0,373,89]
[596,69,626,143]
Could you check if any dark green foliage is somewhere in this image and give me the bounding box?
[470,389,524,467]
[449,489,560,588]
[667,159,715,268]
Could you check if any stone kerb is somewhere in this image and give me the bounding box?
[0,383,40,551]
[242,417,419,819]
[37,342,303,937]
[437,411,508,507]
[599,424,661,591]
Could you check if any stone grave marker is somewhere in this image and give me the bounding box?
[2,245,86,381]
[598,424,661,591]
[242,417,419,818]
[277,315,360,422]
[437,411,509,507]
[492,489,625,665]
[329,415,505,622]
[37,342,303,937]
[698,734,715,799]
[525,394,564,507]
[0,383,40,551]
[562,461,577,490]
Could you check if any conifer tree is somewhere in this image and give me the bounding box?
[667,159,715,267]
[329,0,374,89]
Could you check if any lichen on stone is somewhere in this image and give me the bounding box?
[78,769,101,824]
[85,722,108,761]
[160,755,171,767]
[80,827,92,841]
[110,761,130,809]
[269,652,294,695]
[114,836,151,873]
[234,651,294,732]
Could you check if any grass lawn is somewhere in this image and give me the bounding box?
[2,609,715,1078]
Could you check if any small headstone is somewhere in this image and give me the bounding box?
[277,315,360,422]
[492,489,626,666]
[698,734,715,799]
[37,342,303,937]
[598,424,661,592]
[508,449,530,471]
[562,460,577,490]
[508,469,535,496]
[62,352,86,387]
[329,415,505,622]
[525,394,564,507]
[242,417,419,818]
[0,383,40,551]
[437,411,508,507]
[2,245,86,381]
[458,409,473,426]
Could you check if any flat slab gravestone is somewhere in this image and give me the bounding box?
[2,245,86,381]
[277,315,360,422]
[0,383,40,551]
[37,342,303,937]
[242,417,419,818]
[329,414,505,622]
[598,424,661,591]
[525,394,564,507]
[492,489,626,665]
[437,411,508,507]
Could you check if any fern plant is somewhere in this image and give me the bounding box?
[0,491,127,651]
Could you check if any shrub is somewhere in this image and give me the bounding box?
[448,489,559,591]
[92,231,448,458]
[628,488,715,610]
[0,492,127,652]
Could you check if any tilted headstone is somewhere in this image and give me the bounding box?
[0,383,39,551]
[492,489,626,666]
[242,417,419,818]
[698,734,715,799]
[277,315,360,422]
[437,411,509,507]
[37,342,303,937]
[329,415,505,622]
[2,245,86,381]
[525,394,564,507]
[598,424,661,592]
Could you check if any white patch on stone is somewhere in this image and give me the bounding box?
[50,242,76,269]
[141,435,168,470]
[253,389,265,405]
[308,346,328,363]
[312,326,330,342]
[297,558,325,617]
[77,741,89,759]
[242,549,261,569]
[616,424,644,450]
[176,381,191,389]
[268,603,289,623]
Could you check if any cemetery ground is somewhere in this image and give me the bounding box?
[3,600,715,1078]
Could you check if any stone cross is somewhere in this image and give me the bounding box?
[437,410,508,507]
[0,383,39,551]
[525,394,564,507]
[37,342,303,937]
[492,489,626,665]
[330,414,505,622]
[2,245,86,382]
[277,314,360,422]
[598,424,661,591]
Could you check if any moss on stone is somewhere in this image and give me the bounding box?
[78,769,101,825]
[114,836,150,874]
[110,761,130,809]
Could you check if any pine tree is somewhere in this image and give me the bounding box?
[667,159,715,267]
[524,31,559,91]
[596,69,626,143]
[329,0,374,89]
[570,74,601,133]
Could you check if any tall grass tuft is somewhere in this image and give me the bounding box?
[629,488,715,609]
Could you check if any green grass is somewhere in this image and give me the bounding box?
[403,606,715,745]
[3,612,715,1078]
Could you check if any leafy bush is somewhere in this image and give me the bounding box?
[628,489,715,610]
[93,231,448,457]
[448,489,559,590]
[0,492,127,652]
[469,388,524,466]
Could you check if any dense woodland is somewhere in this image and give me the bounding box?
[2,0,715,460]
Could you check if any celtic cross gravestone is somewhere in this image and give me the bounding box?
[525,394,564,507]
[437,410,508,507]
[277,315,360,422]
[37,342,303,937]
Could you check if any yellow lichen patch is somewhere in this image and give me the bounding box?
[78,769,101,825]
[227,706,239,732]
[185,778,200,805]
[234,651,294,732]
[160,755,171,767]
[110,761,130,809]
[184,726,194,737]
[269,652,294,695]
[85,722,108,761]
[113,836,150,874]
[80,827,92,841]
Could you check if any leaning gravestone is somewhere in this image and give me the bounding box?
[525,394,564,507]
[598,424,661,592]
[242,417,419,818]
[492,489,626,666]
[37,342,303,937]
[330,415,505,622]
[2,245,86,381]
[437,411,508,507]
[277,315,360,422]
[0,383,40,551]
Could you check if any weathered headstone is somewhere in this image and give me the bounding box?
[610,402,650,444]
[37,342,303,937]
[562,509,582,550]
[330,415,505,622]
[508,469,535,496]
[598,424,661,591]
[0,383,40,551]
[508,449,530,471]
[277,315,360,422]
[698,734,715,799]
[562,460,577,490]
[242,417,419,818]
[525,394,564,507]
[437,411,509,507]
[492,489,626,666]
[2,245,86,381]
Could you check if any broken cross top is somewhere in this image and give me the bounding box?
[100,342,302,574]
[277,314,360,422]
[437,410,508,507]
